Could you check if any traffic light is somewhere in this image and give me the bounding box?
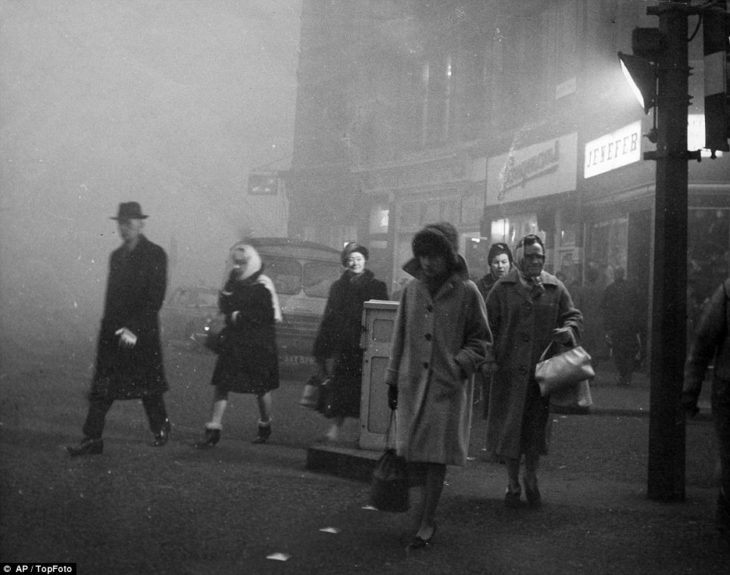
[703,0,729,154]
[618,28,665,114]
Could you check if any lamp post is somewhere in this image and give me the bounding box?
[620,0,707,502]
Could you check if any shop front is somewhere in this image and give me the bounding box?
[481,132,580,283]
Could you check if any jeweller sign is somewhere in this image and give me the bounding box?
[584,121,642,178]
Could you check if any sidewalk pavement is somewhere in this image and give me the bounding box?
[586,361,712,418]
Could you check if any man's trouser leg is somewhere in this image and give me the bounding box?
[82,396,114,439]
[142,393,169,434]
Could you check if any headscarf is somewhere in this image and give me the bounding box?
[514,234,545,298]
[223,242,282,323]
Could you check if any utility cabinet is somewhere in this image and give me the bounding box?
[359,299,398,451]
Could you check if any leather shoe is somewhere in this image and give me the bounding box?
[406,524,436,551]
[67,437,103,457]
[504,486,522,508]
[252,421,272,444]
[151,419,171,447]
[195,428,221,449]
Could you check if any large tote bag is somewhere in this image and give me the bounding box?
[369,412,409,512]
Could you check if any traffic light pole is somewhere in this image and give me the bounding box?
[644,1,700,502]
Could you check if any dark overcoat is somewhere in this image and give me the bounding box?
[388,258,490,466]
[313,269,388,418]
[210,270,280,395]
[485,268,582,460]
[91,234,168,400]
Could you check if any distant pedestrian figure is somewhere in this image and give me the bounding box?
[313,242,388,442]
[485,234,582,508]
[67,202,170,456]
[386,222,492,549]
[195,242,282,448]
[475,242,513,418]
[683,278,730,541]
[573,265,606,365]
[600,267,643,385]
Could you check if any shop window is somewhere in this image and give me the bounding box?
[587,217,628,288]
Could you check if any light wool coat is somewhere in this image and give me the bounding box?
[387,260,490,466]
[485,268,582,460]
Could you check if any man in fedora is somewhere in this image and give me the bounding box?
[67,202,171,455]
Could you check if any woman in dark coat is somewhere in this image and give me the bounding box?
[485,234,582,508]
[196,242,282,448]
[313,242,388,442]
[475,242,513,419]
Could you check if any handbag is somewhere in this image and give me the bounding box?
[369,412,409,512]
[203,326,229,354]
[550,379,593,411]
[535,341,595,397]
[299,374,328,409]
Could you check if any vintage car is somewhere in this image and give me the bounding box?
[161,285,220,350]
[166,239,344,375]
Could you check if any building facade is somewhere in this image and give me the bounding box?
[287,0,729,324]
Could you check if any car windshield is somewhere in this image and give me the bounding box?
[265,257,341,298]
[303,261,341,298]
[267,257,302,295]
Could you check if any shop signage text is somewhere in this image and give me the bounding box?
[499,140,560,200]
[486,132,577,206]
[584,121,641,178]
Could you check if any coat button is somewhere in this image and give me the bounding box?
[426,305,433,312]
[425,333,432,341]
[423,362,429,369]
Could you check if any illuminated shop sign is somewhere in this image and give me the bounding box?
[584,121,642,178]
[486,133,577,206]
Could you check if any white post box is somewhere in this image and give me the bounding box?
[359,299,398,451]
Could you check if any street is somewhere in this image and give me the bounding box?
[1,345,728,574]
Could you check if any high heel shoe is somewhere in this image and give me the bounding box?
[151,419,171,447]
[195,428,221,449]
[67,437,104,457]
[406,524,436,550]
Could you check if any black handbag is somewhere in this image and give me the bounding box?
[369,413,409,512]
[203,326,229,354]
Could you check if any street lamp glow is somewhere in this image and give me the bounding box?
[618,52,656,114]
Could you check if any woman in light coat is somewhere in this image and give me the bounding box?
[485,234,582,508]
[386,222,491,549]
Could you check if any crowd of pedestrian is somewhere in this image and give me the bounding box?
[66,203,728,547]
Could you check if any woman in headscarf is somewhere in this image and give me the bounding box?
[195,241,282,448]
[313,242,388,442]
[386,222,491,549]
[485,234,582,508]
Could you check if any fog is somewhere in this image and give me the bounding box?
[0,0,302,363]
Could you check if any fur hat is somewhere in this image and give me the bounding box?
[412,222,459,268]
[341,242,369,266]
[488,242,513,264]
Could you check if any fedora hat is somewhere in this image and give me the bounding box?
[111,202,148,220]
